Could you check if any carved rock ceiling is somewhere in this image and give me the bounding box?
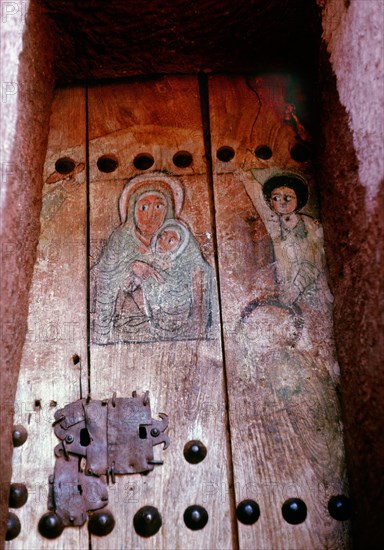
[41,0,321,82]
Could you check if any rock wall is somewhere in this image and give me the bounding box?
[1,0,383,546]
[320,0,383,209]
[0,1,55,543]
[317,1,384,544]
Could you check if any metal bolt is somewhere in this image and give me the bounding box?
[143,390,150,406]
[183,440,207,464]
[328,495,352,521]
[133,506,162,538]
[38,512,64,539]
[150,428,160,437]
[183,505,209,531]
[236,500,260,525]
[9,483,28,509]
[12,425,28,447]
[88,509,115,537]
[282,498,307,525]
[65,434,74,444]
[6,512,21,541]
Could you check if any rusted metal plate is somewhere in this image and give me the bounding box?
[53,395,169,475]
[107,396,169,475]
[43,394,169,532]
[51,456,108,527]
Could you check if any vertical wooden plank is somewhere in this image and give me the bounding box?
[209,75,350,549]
[88,77,235,549]
[6,88,89,549]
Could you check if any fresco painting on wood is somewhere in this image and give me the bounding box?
[210,75,348,547]
[92,172,216,344]
[241,168,336,361]
[236,166,346,511]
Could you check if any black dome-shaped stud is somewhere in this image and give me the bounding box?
[12,425,28,447]
[38,512,64,539]
[282,498,307,525]
[6,512,21,541]
[328,495,352,521]
[133,506,162,538]
[9,483,28,508]
[236,499,260,525]
[183,505,209,531]
[88,509,115,537]
[183,440,207,464]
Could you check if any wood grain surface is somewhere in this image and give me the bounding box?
[7,75,349,550]
[6,88,89,550]
[209,74,349,549]
[88,77,234,550]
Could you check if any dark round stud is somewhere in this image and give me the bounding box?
[9,483,28,508]
[282,498,307,525]
[12,425,28,447]
[236,499,260,525]
[88,509,115,537]
[150,428,160,437]
[183,440,207,464]
[328,495,352,521]
[183,505,209,531]
[216,146,235,162]
[6,512,21,541]
[38,512,64,539]
[255,145,272,160]
[133,506,162,538]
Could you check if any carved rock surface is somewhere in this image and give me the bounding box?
[41,0,321,82]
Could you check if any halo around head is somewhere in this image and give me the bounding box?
[152,218,190,258]
[119,172,185,223]
[241,297,304,343]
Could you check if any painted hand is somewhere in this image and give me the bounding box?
[132,261,163,283]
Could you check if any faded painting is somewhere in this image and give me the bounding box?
[240,168,336,366]
[233,166,346,497]
[91,172,215,344]
[237,299,346,490]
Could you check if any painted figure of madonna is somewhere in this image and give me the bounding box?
[92,172,214,344]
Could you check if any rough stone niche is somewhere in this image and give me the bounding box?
[1,0,383,546]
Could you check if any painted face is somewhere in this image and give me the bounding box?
[270,186,298,215]
[156,229,181,254]
[135,194,167,237]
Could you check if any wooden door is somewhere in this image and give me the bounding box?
[6,75,350,549]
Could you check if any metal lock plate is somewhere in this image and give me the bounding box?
[47,392,169,528]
